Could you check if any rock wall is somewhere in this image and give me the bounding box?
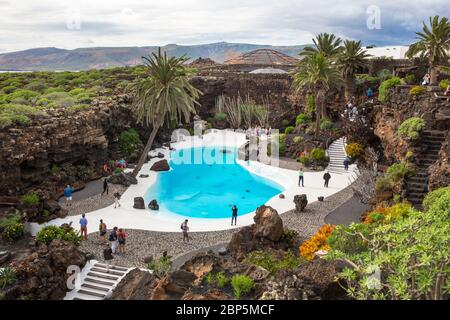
[372,87,450,163]
[192,74,303,128]
[0,94,141,197]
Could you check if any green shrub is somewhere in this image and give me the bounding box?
[0,104,42,128]
[118,129,143,157]
[327,199,449,300]
[281,119,290,127]
[0,214,22,230]
[375,176,395,192]
[284,126,295,134]
[35,225,82,246]
[345,143,364,158]
[216,272,229,288]
[231,275,254,299]
[204,272,215,285]
[378,77,402,102]
[214,112,227,122]
[245,250,301,275]
[0,267,17,289]
[439,79,450,90]
[6,89,40,104]
[51,164,61,175]
[320,118,333,130]
[0,214,25,242]
[377,69,393,81]
[409,85,426,96]
[398,117,425,140]
[386,162,415,181]
[146,254,172,278]
[1,223,25,241]
[403,74,416,85]
[299,155,310,166]
[295,113,309,126]
[21,193,40,206]
[422,186,450,212]
[293,136,304,144]
[310,148,326,161]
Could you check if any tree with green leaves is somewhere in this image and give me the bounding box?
[337,40,370,101]
[406,16,450,85]
[327,186,450,300]
[131,49,201,177]
[291,53,342,137]
[300,33,343,59]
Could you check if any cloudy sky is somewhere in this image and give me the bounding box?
[0,0,448,52]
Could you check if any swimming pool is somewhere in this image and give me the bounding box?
[144,146,284,218]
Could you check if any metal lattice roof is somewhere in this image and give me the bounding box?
[224,49,299,65]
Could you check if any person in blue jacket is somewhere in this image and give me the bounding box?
[64,185,74,207]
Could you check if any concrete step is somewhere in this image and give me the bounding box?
[95,263,128,272]
[87,272,120,281]
[406,186,428,192]
[77,289,106,299]
[407,197,424,204]
[81,283,111,293]
[84,277,115,287]
[90,267,125,276]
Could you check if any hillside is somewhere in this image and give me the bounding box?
[0,42,308,71]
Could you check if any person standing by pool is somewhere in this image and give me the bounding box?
[101,179,109,197]
[79,214,88,240]
[181,219,189,242]
[113,192,121,208]
[298,167,305,187]
[64,185,74,207]
[323,171,331,188]
[99,219,107,242]
[109,227,119,253]
[231,205,238,226]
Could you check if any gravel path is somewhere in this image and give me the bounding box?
[78,181,357,268]
[59,181,127,217]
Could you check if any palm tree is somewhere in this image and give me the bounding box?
[406,16,450,85]
[291,53,342,137]
[337,40,370,101]
[300,33,343,59]
[131,48,201,177]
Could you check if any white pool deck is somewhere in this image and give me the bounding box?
[27,130,358,235]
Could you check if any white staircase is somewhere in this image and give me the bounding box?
[326,137,349,174]
[64,260,133,300]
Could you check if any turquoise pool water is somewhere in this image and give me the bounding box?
[144,147,284,218]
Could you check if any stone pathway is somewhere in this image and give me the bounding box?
[59,181,127,217]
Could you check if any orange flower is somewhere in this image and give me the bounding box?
[299,224,335,261]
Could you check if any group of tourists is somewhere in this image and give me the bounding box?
[102,159,127,175]
[78,214,127,254]
[298,167,332,188]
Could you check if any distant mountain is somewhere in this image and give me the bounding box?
[0,42,308,71]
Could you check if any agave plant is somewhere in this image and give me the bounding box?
[131,48,201,176]
[406,16,450,85]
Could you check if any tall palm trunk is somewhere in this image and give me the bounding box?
[430,61,438,85]
[314,91,322,138]
[344,74,355,101]
[132,118,163,177]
